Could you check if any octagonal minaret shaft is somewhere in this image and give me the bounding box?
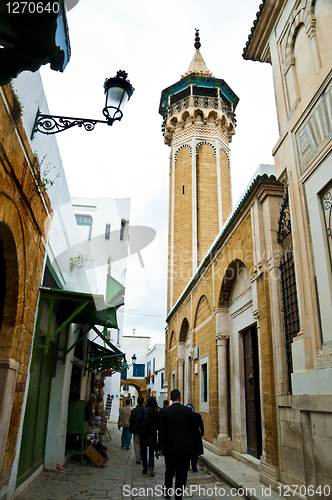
[159,30,239,312]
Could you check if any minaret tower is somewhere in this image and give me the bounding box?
[159,30,239,312]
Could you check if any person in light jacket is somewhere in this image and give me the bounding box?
[118,399,132,450]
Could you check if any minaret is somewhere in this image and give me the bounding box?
[159,30,239,312]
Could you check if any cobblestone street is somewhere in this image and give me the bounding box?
[16,425,245,500]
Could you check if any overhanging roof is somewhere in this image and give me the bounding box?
[0,0,70,85]
[242,0,284,61]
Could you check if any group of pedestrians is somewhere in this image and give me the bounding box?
[117,389,204,499]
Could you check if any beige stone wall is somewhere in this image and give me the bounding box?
[192,295,218,443]
[197,145,219,265]
[256,270,278,466]
[0,84,51,472]
[171,147,193,309]
[220,150,232,224]
[166,180,282,469]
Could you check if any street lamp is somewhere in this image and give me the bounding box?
[31,70,134,139]
[131,354,137,366]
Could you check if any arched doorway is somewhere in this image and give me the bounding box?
[0,223,20,474]
[228,261,261,458]
[218,260,262,459]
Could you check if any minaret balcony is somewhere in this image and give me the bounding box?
[167,95,236,124]
[162,95,236,144]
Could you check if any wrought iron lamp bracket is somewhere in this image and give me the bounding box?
[31,108,110,139]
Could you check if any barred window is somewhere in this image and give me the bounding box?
[280,250,300,393]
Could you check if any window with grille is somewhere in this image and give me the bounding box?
[280,250,300,393]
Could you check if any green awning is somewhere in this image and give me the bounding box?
[34,287,119,356]
[84,335,124,374]
[106,274,125,308]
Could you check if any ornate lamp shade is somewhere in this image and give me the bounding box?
[103,70,135,125]
[131,354,137,366]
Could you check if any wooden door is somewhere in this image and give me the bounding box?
[16,340,54,487]
[243,326,262,458]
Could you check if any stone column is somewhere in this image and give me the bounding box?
[177,358,184,396]
[215,309,232,455]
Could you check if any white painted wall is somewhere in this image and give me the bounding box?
[71,196,131,421]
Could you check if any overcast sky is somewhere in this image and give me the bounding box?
[40,0,279,346]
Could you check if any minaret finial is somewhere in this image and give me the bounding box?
[194,28,201,50]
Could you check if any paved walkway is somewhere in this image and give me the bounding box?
[16,425,283,500]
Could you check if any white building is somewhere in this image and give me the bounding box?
[71,196,130,421]
[145,343,167,407]
[120,335,166,408]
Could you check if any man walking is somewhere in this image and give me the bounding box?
[129,396,145,463]
[158,389,195,499]
[118,399,132,450]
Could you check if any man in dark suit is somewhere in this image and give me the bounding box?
[129,396,145,463]
[158,389,195,499]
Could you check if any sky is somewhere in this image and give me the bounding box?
[40,0,279,347]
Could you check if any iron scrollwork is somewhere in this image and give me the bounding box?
[31,108,108,139]
[277,191,292,243]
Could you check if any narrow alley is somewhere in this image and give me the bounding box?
[15,426,263,500]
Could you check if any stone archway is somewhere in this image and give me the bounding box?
[120,378,147,399]
[0,222,20,474]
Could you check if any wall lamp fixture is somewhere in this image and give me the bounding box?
[31,70,134,139]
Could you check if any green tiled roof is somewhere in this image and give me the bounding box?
[242,1,267,58]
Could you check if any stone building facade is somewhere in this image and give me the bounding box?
[165,163,284,467]
[160,31,287,480]
[244,0,332,491]
[0,83,51,492]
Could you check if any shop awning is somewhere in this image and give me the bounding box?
[0,0,70,85]
[84,334,124,374]
[32,288,125,374]
[34,287,120,355]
